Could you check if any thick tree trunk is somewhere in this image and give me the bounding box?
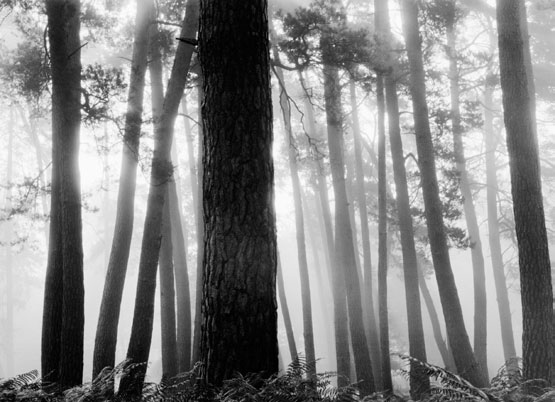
[149,22,179,378]
[118,2,199,396]
[273,54,316,377]
[483,72,517,366]
[199,0,278,385]
[349,81,382,388]
[445,14,488,376]
[93,0,151,378]
[277,256,298,362]
[42,0,84,390]
[322,56,375,395]
[496,0,553,382]
[376,0,429,397]
[400,0,487,387]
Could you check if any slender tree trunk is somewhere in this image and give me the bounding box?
[273,52,316,377]
[199,0,278,385]
[349,81,382,388]
[322,54,375,394]
[375,75,392,392]
[483,69,517,366]
[93,0,151,378]
[118,2,199,396]
[376,0,429,397]
[42,0,84,390]
[496,0,552,382]
[277,255,298,362]
[5,107,14,376]
[445,11,488,376]
[300,70,350,381]
[150,21,179,378]
[400,0,487,387]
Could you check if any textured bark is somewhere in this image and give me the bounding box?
[375,76,392,393]
[277,256,298,362]
[93,0,151,378]
[299,71,350,381]
[445,12,488,377]
[496,0,552,382]
[349,81,382,388]
[483,72,517,365]
[150,23,178,378]
[118,1,199,396]
[199,0,278,385]
[400,0,487,387]
[273,50,316,377]
[42,0,84,389]
[322,55,374,394]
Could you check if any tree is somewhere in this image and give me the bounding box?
[199,0,278,385]
[118,0,199,396]
[41,0,84,389]
[399,0,487,387]
[92,0,152,378]
[496,0,553,382]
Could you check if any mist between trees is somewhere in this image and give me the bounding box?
[0,0,555,400]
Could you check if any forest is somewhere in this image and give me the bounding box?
[0,0,554,400]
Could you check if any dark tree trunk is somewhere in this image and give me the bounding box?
[349,81,382,388]
[199,0,278,385]
[93,0,151,378]
[118,2,198,396]
[400,0,487,387]
[496,0,553,382]
[42,0,84,390]
[273,49,316,377]
[322,55,375,395]
[445,10,488,376]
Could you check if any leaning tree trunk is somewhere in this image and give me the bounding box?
[377,0,429,397]
[400,0,487,387]
[273,49,316,377]
[93,0,152,378]
[496,0,553,382]
[445,10,488,376]
[277,255,298,362]
[42,0,84,390]
[118,1,199,397]
[199,0,278,385]
[322,51,375,394]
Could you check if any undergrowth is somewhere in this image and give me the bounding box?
[1,356,554,401]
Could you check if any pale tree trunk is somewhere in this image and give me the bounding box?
[483,52,517,365]
[299,70,350,381]
[273,50,316,377]
[118,1,199,396]
[199,0,278,385]
[42,0,84,390]
[322,53,375,394]
[150,21,178,378]
[445,9,488,376]
[496,0,552,382]
[277,255,298,362]
[400,0,487,387]
[377,0,429,397]
[92,0,152,378]
[5,107,14,376]
[349,81,382,388]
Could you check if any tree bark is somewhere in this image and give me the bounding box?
[118,1,199,396]
[42,0,84,390]
[273,49,316,377]
[445,9,488,376]
[322,54,375,394]
[496,0,553,382]
[93,0,152,378]
[400,0,487,387]
[277,255,298,362]
[199,0,278,385]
